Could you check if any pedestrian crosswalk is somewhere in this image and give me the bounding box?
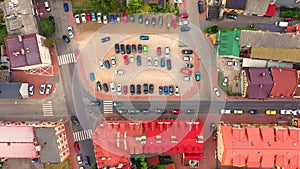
[103,100,113,114]
[43,101,53,116]
[73,129,93,142]
[58,53,76,65]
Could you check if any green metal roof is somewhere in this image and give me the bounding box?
[217,29,241,57]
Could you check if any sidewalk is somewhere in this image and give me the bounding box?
[64,120,79,169]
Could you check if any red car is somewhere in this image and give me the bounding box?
[74,142,80,152]
[172,18,177,29]
[179,13,188,19]
[86,12,91,21]
[123,85,128,94]
[171,109,181,114]
[123,12,128,23]
[157,47,162,56]
[123,55,129,65]
[284,17,294,21]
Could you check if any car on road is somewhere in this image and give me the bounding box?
[138,44,143,53]
[77,154,83,164]
[103,15,108,24]
[67,26,74,38]
[90,101,100,106]
[147,57,152,68]
[121,44,125,54]
[137,55,141,66]
[130,84,135,95]
[81,13,87,23]
[210,123,216,134]
[91,12,97,21]
[110,82,116,92]
[222,77,228,86]
[96,81,102,91]
[138,15,143,24]
[103,83,109,92]
[44,1,51,12]
[28,85,34,96]
[185,63,193,68]
[74,142,80,152]
[115,69,125,75]
[213,87,220,97]
[265,109,276,115]
[233,109,243,114]
[155,109,167,114]
[180,26,191,32]
[183,56,193,61]
[175,86,180,96]
[164,86,168,95]
[142,109,150,113]
[157,47,162,56]
[75,14,80,24]
[171,109,181,114]
[84,156,90,166]
[117,84,122,95]
[129,55,135,63]
[45,83,52,95]
[165,47,170,57]
[151,17,156,27]
[158,16,163,28]
[226,13,237,20]
[62,35,70,43]
[97,12,102,23]
[40,84,46,94]
[179,13,188,19]
[123,12,128,23]
[182,49,193,54]
[280,109,293,115]
[248,109,258,114]
[140,35,149,40]
[101,36,111,43]
[115,44,120,54]
[86,12,91,21]
[70,116,80,126]
[126,44,131,54]
[111,56,116,67]
[99,60,104,68]
[145,17,150,26]
[195,72,201,81]
[89,73,95,81]
[143,45,148,54]
[185,109,195,114]
[220,109,231,114]
[123,55,129,65]
[110,14,115,24]
[167,59,171,70]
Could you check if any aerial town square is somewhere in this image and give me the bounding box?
[1,0,300,169]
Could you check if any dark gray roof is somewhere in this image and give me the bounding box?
[225,0,247,10]
[244,0,269,15]
[0,83,28,98]
[35,128,60,163]
[207,6,221,20]
[253,23,286,33]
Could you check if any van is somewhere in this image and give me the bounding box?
[180,68,192,76]
[198,0,204,13]
[274,21,288,27]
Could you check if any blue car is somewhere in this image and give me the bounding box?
[91,12,97,21]
[110,15,115,24]
[139,35,149,40]
[63,3,69,12]
[164,86,168,95]
[195,72,201,81]
[105,60,110,69]
[161,57,165,67]
[89,73,95,81]
[141,109,150,114]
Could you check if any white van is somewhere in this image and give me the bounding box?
[44,1,51,12]
[274,21,288,27]
[110,82,116,92]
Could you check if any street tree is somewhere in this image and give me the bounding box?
[126,0,151,14]
[40,18,55,36]
[91,0,123,15]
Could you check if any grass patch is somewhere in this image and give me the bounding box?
[218,71,242,96]
[44,159,71,169]
[71,0,93,9]
[0,25,7,45]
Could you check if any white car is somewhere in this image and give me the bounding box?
[165,47,170,57]
[154,57,159,67]
[75,14,81,24]
[148,57,152,68]
[184,76,192,81]
[44,1,51,12]
[103,15,108,24]
[28,85,34,96]
[293,110,300,115]
[220,109,231,114]
[81,13,87,23]
[213,87,220,97]
[45,83,52,95]
[39,84,46,94]
[233,110,243,114]
[110,82,116,92]
[77,154,83,164]
[97,12,102,23]
[183,56,193,61]
[222,77,228,86]
[117,83,122,96]
[280,109,293,115]
[99,60,104,68]
[67,26,74,38]
[111,56,116,67]
[175,86,180,96]
[179,19,188,26]
[129,55,135,63]
[115,70,125,75]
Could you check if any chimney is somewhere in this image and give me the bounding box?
[18,35,22,42]
[259,84,263,88]
[261,72,266,76]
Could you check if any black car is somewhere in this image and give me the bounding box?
[137,55,141,66]
[126,44,131,54]
[70,116,80,126]
[169,85,174,96]
[248,109,258,114]
[151,17,156,27]
[49,16,55,24]
[182,49,193,54]
[167,59,171,70]
[143,84,148,94]
[132,44,137,53]
[198,0,204,13]
[103,83,109,92]
[159,86,163,95]
[130,84,135,95]
[149,84,154,94]
[226,13,237,20]
[115,44,120,54]
[180,26,191,32]
[159,156,172,164]
[62,35,70,43]
[101,36,111,43]
[96,81,102,91]
[155,109,167,114]
[84,156,90,166]
[210,123,216,134]
[137,84,141,95]
[120,44,125,54]
[90,101,100,106]
[138,44,143,53]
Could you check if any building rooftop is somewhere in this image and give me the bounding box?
[225,0,247,10]
[252,23,286,33]
[270,67,298,98]
[244,0,269,16]
[265,4,276,17]
[207,6,220,20]
[251,47,300,63]
[0,126,34,142]
[35,128,60,163]
[5,34,41,69]
[218,125,300,168]
[0,83,28,98]
[217,29,241,57]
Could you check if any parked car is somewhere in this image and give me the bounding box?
[115,44,120,54]
[81,13,87,23]
[62,35,70,43]
[151,17,156,27]
[157,47,162,56]
[169,85,174,96]
[159,86,163,95]
[171,109,181,114]
[138,44,143,53]
[118,109,127,114]
[143,45,148,54]
[233,109,243,114]
[185,109,195,114]
[161,57,165,67]
[143,84,148,94]
[129,55,135,63]
[220,109,231,114]
[90,101,100,106]
[248,109,258,114]
[40,84,46,94]
[75,14,80,24]
[91,12,97,21]
[154,57,159,67]
[165,47,170,57]
[138,15,143,24]
[159,156,171,163]
[49,16,55,24]
[89,73,95,81]
[137,84,141,95]
[103,83,109,92]
[171,18,177,28]
[179,19,189,26]
[67,26,74,38]
[195,72,201,81]
[28,85,34,96]
[110,14,115,24]
[179,13,189,19]
[101,36,111,43]
[123,85,128,95]
[167,59,171,70]
[184,76,192,81]
[44,1,51,12]
[99,60,104,68]
[121,44,125,54]
[103,15,108,24]
[116,13,121,23]
[115,69,125,75]
[104,60,110,69]
[155,109,166,114]
[71,116,80,126]
[158,16,163,28]
[183,56,193,61]
[227,61,238,66]
[117,84,122,95]
[284,17,294,21]
[130,84,135,95]
[164,86,168,95]
[123,55,129,65]
[274,21,288,27]
[180,68,192,76]
[175,86,180,96]
[123,12,128,23]
[166,15,171,29]
[213,87,220,97]
[140,35,149,40]
[198,0,204,13]
[77,154,83,164]
[180,26,191,32]
[185,63,193,68]
[45,83,52,95]
[210,123,216,134]
[145,17,150,26]
[126,44,131,54]
[110,82,116,92]
[84,156,90,166]
[132,44,137,53]
[280,109,293,115]
[182,49,193,54]
[74,142,80,152]
[266,109,277,115]
[222,77,228,86]
[111,56,116,67]
[137,55,141,66]
[149,84,154,94]
[147,57,152,68]
[142,109,150,113]
[96,81,102,91]
[97,12,102,23]
[226,13,237,20]
[130,15,135,23]
[86,12,91,21]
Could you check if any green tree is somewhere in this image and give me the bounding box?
[126,0,151,14]
[204,25,219,34]
[44,38,56,47]
[91,0,123,15]
[90,164,98,169]
[279,11,299,19]
[40,18,55,36]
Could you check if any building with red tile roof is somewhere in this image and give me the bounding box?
[5,34,51,70]
[270,67,298,98]
[93,120,204,169]
[217,124,300,168]
[265,4,276,17]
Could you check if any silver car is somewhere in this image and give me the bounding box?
[101,36,111,43]
[151,17,156,27]
[158,16,163,28]
[145,17,150,26]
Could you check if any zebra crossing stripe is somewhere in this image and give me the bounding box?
[42,101,53,116]
[58,53,76,65]
[73,129,93,142]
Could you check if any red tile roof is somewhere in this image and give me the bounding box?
[5,34,41,68]
[93,120,204,169]
[0,126,34,142]
[286,26,297,33]
[270,67,298,98]
[265,4,276,17]
[218,125,300,168]
[0,143,38,158]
